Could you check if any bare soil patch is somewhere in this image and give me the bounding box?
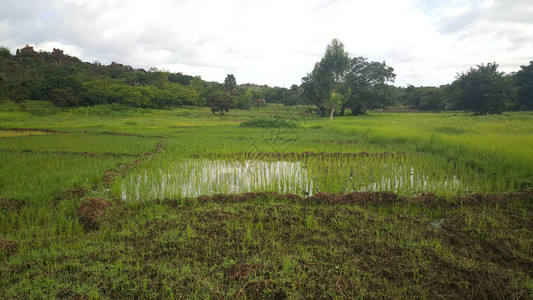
[227,262,265,280]
[174,190,533,206]
[77,198,113,230]
[53,187,88,203]
[0,238,19,255]
[0,198,26,210]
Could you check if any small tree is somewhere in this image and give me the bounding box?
[326,92,345,119]
[9,86,30,109]
[252,98,266,109]
[224,74,237,95]
[49,88,80,107]
[208,91,234,115]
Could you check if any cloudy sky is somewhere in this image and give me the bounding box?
[1,0,532,87]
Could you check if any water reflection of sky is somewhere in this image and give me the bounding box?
[122,160,314,201]
[121,159,466,202]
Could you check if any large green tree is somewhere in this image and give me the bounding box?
[302,39,349,116]
[452,63,513,114]
[343,57,396,115]
[302,39,395,116]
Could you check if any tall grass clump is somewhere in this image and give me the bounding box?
[240,118,298,128]
[65,104,152,118]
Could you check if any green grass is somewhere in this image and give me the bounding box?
[325,112,533,186]
[0,152,131,204]
[1,103,532,298]
[0,132,159,154]
[2,198,531,298]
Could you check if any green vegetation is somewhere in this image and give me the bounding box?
[302,40,532,115]
[514,61,533,110]
[451,63,514,114]
[0,102,531,298]
[240,118,298,128]
[302,39,396,117]
[0,45,293,114]
[3,44,532,118]
[1,39,532,298]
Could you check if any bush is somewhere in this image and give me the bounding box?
[208,91,234,115]
[70,104,149,117]
[49,88,81,107]
[239,118,298,128]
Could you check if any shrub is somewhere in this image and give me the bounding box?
[239,118,298,128]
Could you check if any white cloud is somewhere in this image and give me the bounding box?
[1,0,532,87]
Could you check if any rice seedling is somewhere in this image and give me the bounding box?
[0,132,158,154]
[115,158,315,201]
[115,148,520,203]
[0,152,130,204]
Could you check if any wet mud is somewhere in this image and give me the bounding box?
[195,151,407,160]
[165,190,533,206]
[0,198,26,210]
[77,197,113,231]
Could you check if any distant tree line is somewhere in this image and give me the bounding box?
[397,62,532,114]
[1,44,531,115]
[0,45,292,111]
[302,39,533,115]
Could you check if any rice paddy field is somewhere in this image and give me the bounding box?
[1,101,532,299]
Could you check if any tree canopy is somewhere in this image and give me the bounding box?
[0,46,289,111]
[302,39,396,117]
[451,63,513,115]
[514,61,533,110]
[1,44,532,114]
[208,91,234,115]
[224,74,237,95]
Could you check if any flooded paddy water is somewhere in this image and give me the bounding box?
[119,159,314,201]
[114,152,497,202]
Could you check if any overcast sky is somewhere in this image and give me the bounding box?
[1,0,532,87]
